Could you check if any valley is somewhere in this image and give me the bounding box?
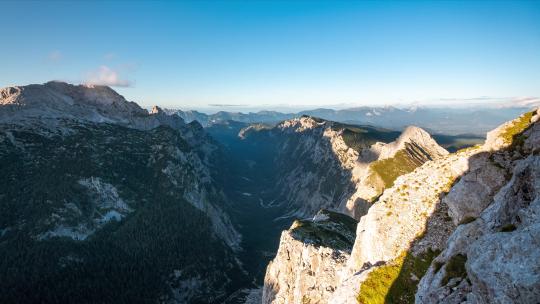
[2,2,539,303]
[0,82,538,304]
[205,116,480,301]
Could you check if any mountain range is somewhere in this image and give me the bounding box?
[0,82,245,303]
[1,81,539,304]
[173,105,529,136]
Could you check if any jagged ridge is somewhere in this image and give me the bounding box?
[263,109,540,304]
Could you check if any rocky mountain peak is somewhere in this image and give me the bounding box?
[150,105,164,114]
[0,81,141,117]
[400,125,433,141]
[277,115,325,132]
[0,86,22,104]
[374,125,449,161]
[0,81,187,131]
[44,81,127,106]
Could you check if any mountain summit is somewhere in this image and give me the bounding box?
[0,82,244,303]
[0,81,184,130]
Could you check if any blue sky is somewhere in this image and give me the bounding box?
[1,1,539,110]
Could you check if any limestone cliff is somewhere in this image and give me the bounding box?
[416,110,540,303]
[263,109,540,304]
[338,109,540,304]
[267,116,447,220]
[263,210,357,304]
[0,81,185,130]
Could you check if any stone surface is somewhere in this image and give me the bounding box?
[270,116,447,220]
[263,210,357,304]
[263,108,540,304]
[0,81,185,131]
[416,114,540,304]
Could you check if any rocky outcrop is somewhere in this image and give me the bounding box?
[366,126,449,161]
[263,210,357,304]
[263,109,540,304]
[270,117,363,218]
[266,116,447,220]
[347,148,472,275]
[0,81,185,130]
[347,126,449,217]
[342,110,539,304]
[443,152,508,226]
[416,110,540,304]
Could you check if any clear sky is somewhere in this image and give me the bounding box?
[1,1,539,110]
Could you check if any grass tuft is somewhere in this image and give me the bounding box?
[500,223,517,232]
[500,111,534,145]
[368,148,424,188]
[441,254,467,286]
[357,248,440,304]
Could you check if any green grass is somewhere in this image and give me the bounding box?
[441,254,467,286]
[357,256,403,304]
[500,223,517,232]
[368,147,425,188]
[433,261,444,273]
[500,111,535,145]
[457,144,482,154]
[357,248,440,304]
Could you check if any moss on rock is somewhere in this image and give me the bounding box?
[357,248,440,304]
[441,254,467,286]
[500,111,534,145]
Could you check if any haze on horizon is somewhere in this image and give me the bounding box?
[1,0,539,111]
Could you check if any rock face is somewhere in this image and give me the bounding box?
[350,125,449,217]
[263,109,540,304]
[416,110,540,304]
[347,149,472,275]
[0,81,185,130]
[263,210,357,304]
[249,116,448,220]
[0,82,244,303]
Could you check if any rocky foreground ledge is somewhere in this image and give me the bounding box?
[263,210,357,303]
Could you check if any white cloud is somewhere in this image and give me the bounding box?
[84,65,132,87]
[497,97,540,108]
